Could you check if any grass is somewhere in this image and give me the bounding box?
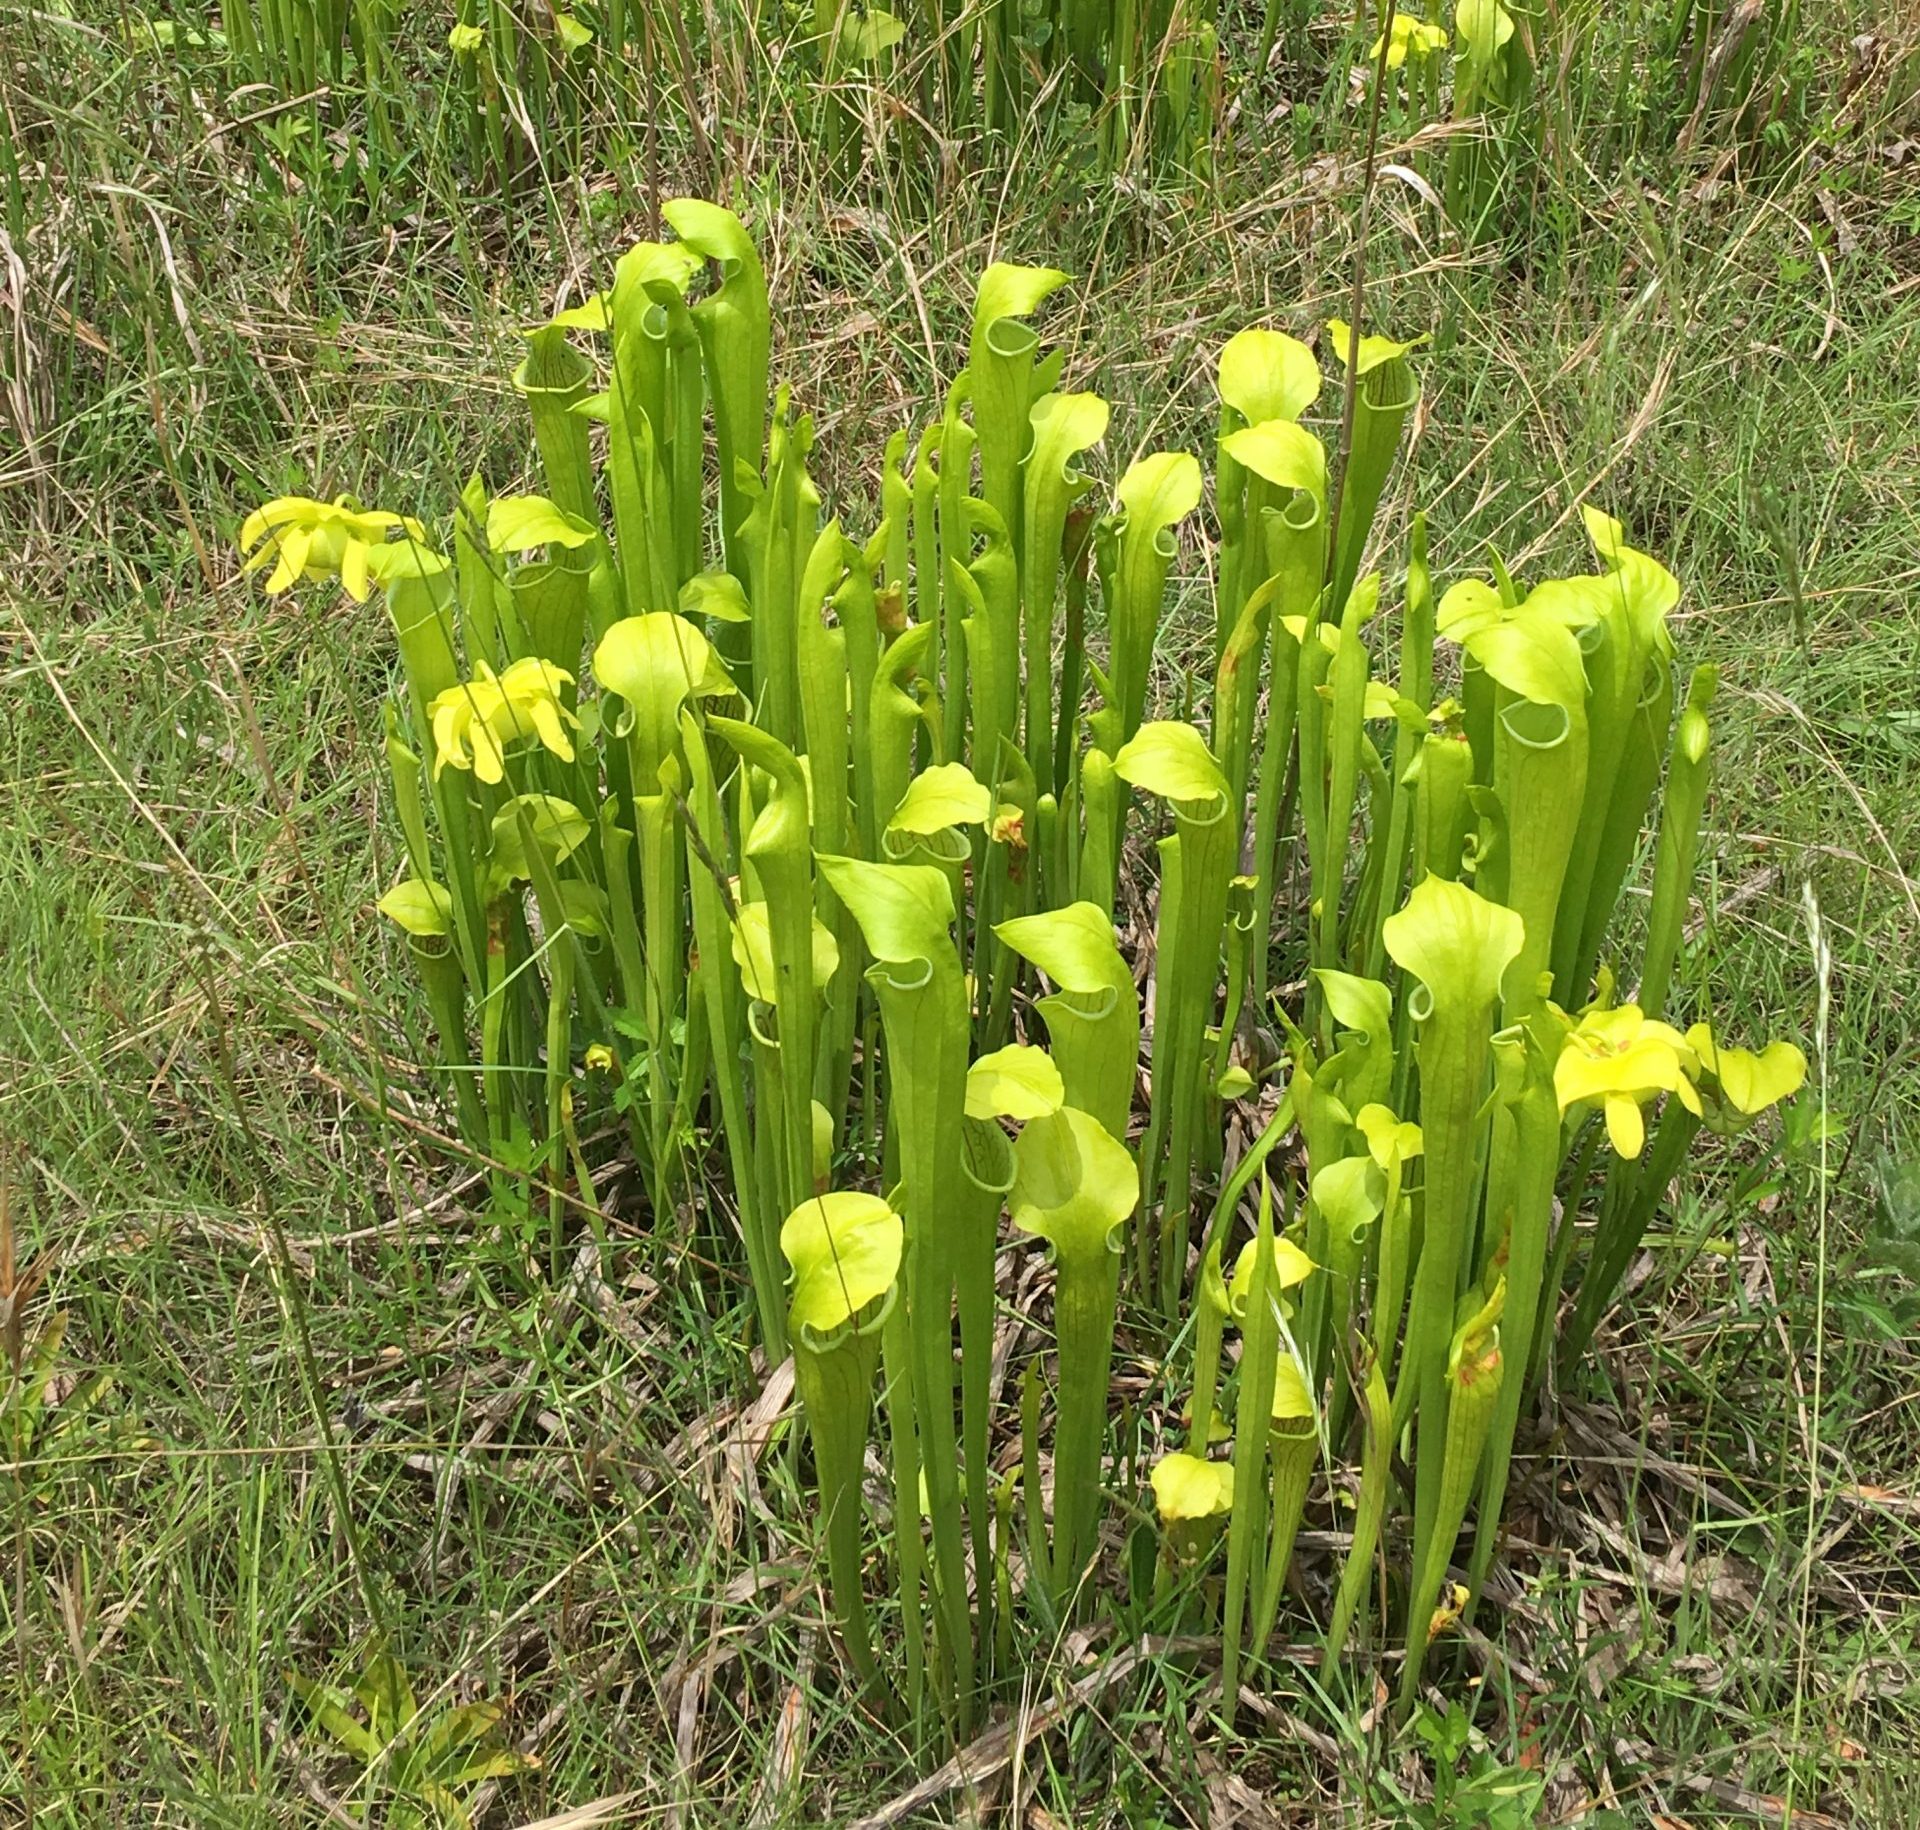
[4,4,1920,1822]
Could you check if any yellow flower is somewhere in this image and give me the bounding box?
[447,21,484,52]
[1369,14,1450,68]
[1553,1003,1698,1158]
[1149,1451,1234,1527]
[428,658,580,784]
[238,495,430,603]
[1685,1023,1807,1132]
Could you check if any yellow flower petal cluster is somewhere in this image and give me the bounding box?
[238,495,430,602]
[1552,1003,1697,1158]
[428,659,580,784]
[1369,14,1450,68]
[1554,1003,1807,1156]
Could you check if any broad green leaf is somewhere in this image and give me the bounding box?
[841,5,906,60]
[1315,969,1392,1042]
[286,1675,382,1763]
[1027,391,1110,486]
[1382,874,1524,1018]
[732,900,841,1003]
[613,238,704,298]
[1010,1106,1137,1266]
[1324,318,1429,375]
[965,1044,1065,1121]
[1106,453,1203,745]
[781,1191,903,1335]
[556,879,609,937]
[814,853,955,965]
[1455,0,1516,64]
[1220,418,1326,502]
[1435,576,1507,642]
[488,794,589,894]
[526,296,609,336]
[1217,328,1321,426]
[886,761,992,836]
[1271,1354,1314,1423]
[1311,1154,1387,1244]
[1229,1235,1318,1310]
[1464,610,1588,710]
[970,262,1071,361]
[377,878,454,938]
[362,540,452,589]
[1114,450,1203,535]
[663,198,759,271]
[993,901,1125,998]
[679,569,752,623]
[592,612,736,783]
[1113,720,1229,809]
[485,495,597,553]
[1582,506,1681,645]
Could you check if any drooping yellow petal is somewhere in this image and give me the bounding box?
[260,526,313,594]
[468,719,507,786]
[430,696,468,779]
[524,694,576,763]
[1603,1093,1645,1159]
[339,536,373,604]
